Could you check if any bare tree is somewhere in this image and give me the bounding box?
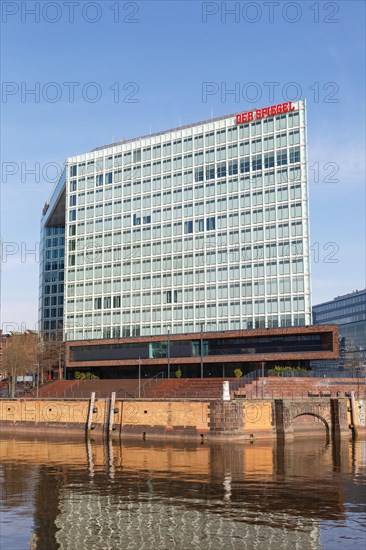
[38,336,65,382]
[2,332,38,397]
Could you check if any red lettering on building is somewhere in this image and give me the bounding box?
[235,102,295,125]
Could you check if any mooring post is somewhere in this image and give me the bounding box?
[86,392,96,438]
[222,381,230,401]
[108,392,116,437]
[274,399,285,439]
[350,391,358,438]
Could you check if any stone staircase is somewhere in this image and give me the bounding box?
[144,378,236,399]
[23,376,366,400]
[27,379,142,399]
[233,377,366,399]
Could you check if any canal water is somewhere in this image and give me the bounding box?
[0,434,365,550]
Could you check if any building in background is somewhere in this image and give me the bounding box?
[39,100,338,377]
[313,289,366,370]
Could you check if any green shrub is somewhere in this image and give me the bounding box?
[74,371,99,380]
[268,365,308,376]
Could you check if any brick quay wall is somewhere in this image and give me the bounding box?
[0,397,365,440]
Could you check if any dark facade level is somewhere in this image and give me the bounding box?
[66,325,338,379]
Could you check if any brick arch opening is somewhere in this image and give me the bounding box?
[291,413,330,438]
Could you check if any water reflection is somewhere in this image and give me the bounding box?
[0,435,365,550]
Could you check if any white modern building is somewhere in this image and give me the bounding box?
[40,100,324,377]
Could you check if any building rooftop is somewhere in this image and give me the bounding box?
[90,110,241,152]
[91,100,304,153]
[313,289,366,309]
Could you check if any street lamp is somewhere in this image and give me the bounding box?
[138,356,141,399]
[36,361,40,399]
[167,329,171,379]
[200,324,204,379]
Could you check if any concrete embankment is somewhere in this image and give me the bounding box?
[0,397,365,441]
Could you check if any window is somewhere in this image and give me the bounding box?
[216,129,226,144]
[206,165,215,180]
[217,162,226,178]
[251,138,262,153]
[206,217,215,231]
[195,167,204,182]
[184,220,193,234]
[276,132,287,148]
[228,160,238,175]
[205,132,215,146]
[277,151,287,166]
[173,140,182,154]
[195,219,204,232]
[264,153,275,169]
[240,158,250,173]
[183,137,192,151]
[69,210,76,222]
[133,213,141,226]
[289,147,300,164]
[252,155,262,171]
[194,135,203,149]
[113,296,121,308]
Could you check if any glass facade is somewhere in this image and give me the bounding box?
[39,226,65,335]
[313,290,366,368]
[70,333,332,363]
[40,100,311,342]
[39,169,66,339]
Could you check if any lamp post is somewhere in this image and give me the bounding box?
[58,349,62,380]
[261,361,265,399]
[138,357,141,399]
[200,324,204,379]
[167,329,171,379]
[36,361,40,399]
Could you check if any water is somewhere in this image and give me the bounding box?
[0,434,365,550]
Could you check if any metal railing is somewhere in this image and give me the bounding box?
[304,369,366,379]
[229,369,261,394]
[130,371,166,398]
[232,388,366,400]
[3,386,366,401]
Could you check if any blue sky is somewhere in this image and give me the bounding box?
[1,0,365,331]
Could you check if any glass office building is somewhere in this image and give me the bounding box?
[39,169,66,339]
[56,99,311,341]
[313,289,366,369]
